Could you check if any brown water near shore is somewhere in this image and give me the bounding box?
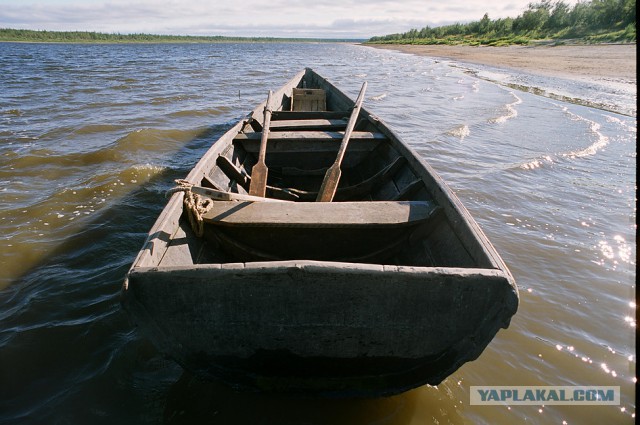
[1,42,636,424]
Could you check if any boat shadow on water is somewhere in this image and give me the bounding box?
[162,371,426,425]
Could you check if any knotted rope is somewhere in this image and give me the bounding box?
[166,179,213,237]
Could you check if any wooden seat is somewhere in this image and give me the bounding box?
[233,131,386,169]
[202,200,437,228]
[292,88,326,111]
[269,119,347,131]
[271,111,350,120]
[234,130,387,144]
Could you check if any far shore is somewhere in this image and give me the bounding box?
[366,43,636,84]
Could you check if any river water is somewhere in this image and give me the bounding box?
[0,42,635,424]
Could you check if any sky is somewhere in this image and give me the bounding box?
[0,0,580,39]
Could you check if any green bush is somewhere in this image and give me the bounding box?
[367,0,637,46]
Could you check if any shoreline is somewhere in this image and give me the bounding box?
[366,44,636,84]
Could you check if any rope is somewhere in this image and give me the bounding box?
[166,179,213,237]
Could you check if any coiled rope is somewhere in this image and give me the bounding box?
[166,179,213,237]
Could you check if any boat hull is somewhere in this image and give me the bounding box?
[124,261,517,397]
[122,68,519,397]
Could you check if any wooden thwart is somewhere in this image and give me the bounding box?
[215,155,300,201]
[215,154,407,201]
[269,119,348,131]
[202,200,437,228]
[235,131,386,143]
[271,111,349,121]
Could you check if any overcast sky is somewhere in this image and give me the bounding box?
[0,0,580,39]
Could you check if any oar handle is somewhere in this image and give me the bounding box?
[257,90,273,164]
[334,81,367,166]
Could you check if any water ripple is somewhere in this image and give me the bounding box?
[0,42,635,425]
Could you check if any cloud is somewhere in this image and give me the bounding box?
[0,0,580,38]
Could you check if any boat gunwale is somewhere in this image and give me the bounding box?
[127,68,516,297]
[129,260,512,278]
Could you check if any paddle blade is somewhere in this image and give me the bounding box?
[315,81,367,203]
[247,90,273,198]
[316,164,341,202]
[248,163,268,197]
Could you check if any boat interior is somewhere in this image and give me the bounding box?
[158,77,483,270]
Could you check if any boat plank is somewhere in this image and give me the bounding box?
[269,119,347,130]
[394,179,424,201]
[202,200,437,228]
[236,139,380,156]
[235,130,386,143]
[271,111,350,120]
[372,178,401,201]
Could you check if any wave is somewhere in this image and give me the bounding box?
[604,114,637,133]
[1,127,209,176]
[518,155,556,170]
[2,108,23,117]
[560,107,610,159]
[489,92,522,124]
[446,124,470,140]
[168,106,234,118]
[38,124,123,140]
[458,64,636,117]
[2,163,168,223]
[0,162,168,287]
[513,108,611,171]
[150,94,200,105]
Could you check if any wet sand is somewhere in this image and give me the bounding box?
[367,43,636,84]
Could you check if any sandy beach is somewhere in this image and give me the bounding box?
[368,44,636,84]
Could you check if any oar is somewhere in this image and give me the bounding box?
[248,90,273,197]
[316,81,367,202]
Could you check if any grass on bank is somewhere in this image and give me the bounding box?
[367,0,636,46]
[0,29,361,44]
[367,26,635,47]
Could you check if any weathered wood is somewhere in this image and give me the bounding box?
[201,174,223,191]
[206,225,419,263]
[202,200,436,228]
[317,82,367,202]
[191,186,290,203]
[216,155,406,202]
[271,111,349,120]
[123,67,518,398]
[216,155,300,201]
[292,88,326,111]
[215,155,249,188]
[235,130,386,143]
[394,179,424,201]
[269,118,347,131]
[248,90,273,197]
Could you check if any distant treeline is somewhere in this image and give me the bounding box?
[368,0,636,45]
[0,29,359,43]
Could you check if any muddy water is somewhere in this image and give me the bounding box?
[0,42,635,424]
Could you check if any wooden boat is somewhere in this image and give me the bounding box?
[122,68,518,397]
